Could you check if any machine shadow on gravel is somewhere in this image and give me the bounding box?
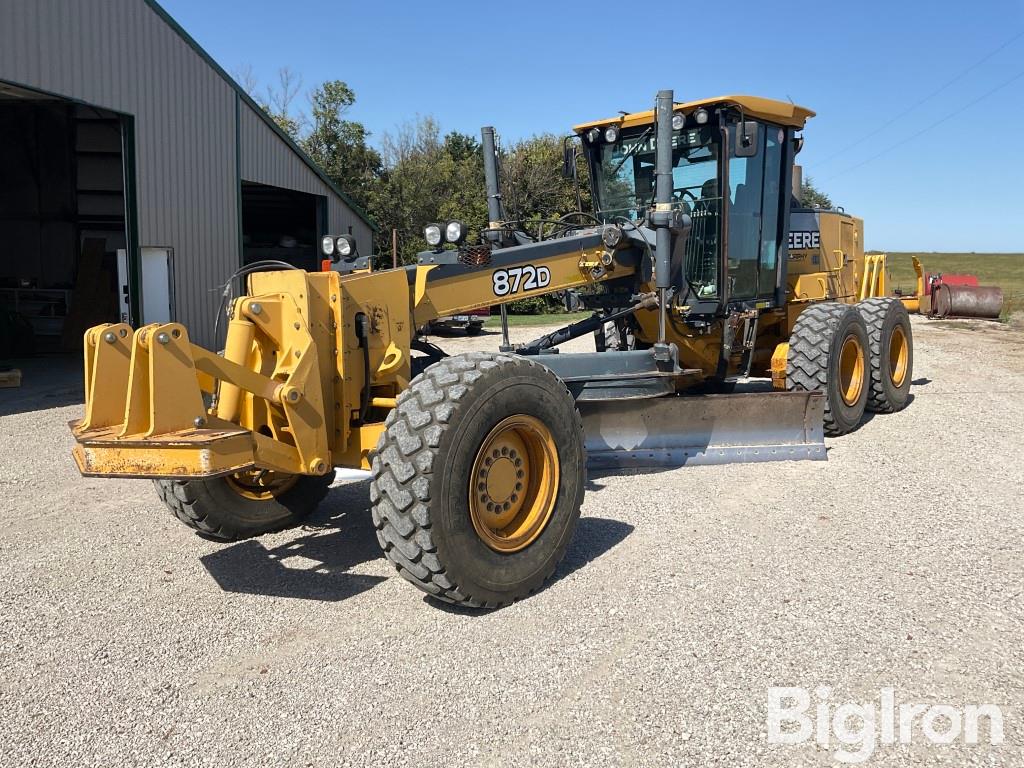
[425,516,635,613]
[200,479,386,602]
[202,476,635,608]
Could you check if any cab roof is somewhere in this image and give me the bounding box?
[572,94,815,132]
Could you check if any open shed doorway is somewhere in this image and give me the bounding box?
[0,82,125,357]
[241,181,325,271]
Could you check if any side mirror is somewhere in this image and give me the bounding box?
[734,120,759,158]
[562,140,577,180]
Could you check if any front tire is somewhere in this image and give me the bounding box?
[786,303,870,436]
[857,298,913,413]
[370,352,585,608]
[154,471,333,541]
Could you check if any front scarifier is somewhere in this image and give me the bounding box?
[370,352,586,608]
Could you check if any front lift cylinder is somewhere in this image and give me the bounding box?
[216,318,256,421]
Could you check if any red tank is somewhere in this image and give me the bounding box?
[923,273,979,296]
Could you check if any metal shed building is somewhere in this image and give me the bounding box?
[0,0,375,351]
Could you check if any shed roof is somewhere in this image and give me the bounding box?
[144,0,379,232]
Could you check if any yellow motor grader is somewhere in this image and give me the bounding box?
[70,90,912,607]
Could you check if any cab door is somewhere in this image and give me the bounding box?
[725,123,786,304]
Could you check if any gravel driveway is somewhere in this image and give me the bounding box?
[1,316,1021,766]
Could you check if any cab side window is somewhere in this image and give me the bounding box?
[725,122,787,301]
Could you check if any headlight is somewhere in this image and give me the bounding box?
[424,223,443,248]
[445,220,466,244]
[320,235,335,257]
[603,124,620,143]
[336,235,355,258]
[671,112,685,130]
[585,127,601,144]
[694,108,709,125]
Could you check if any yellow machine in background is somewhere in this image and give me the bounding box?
[71,90,913,608]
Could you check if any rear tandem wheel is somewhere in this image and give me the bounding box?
[856,297,913,413]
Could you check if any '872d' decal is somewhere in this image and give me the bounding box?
[491,265,551,297]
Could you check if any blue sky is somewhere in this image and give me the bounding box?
[160,0,1024,252]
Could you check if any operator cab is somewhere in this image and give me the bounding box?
[575,96,813,316]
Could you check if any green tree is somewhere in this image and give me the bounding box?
[800,176,833,209]
[235,69,380,212]
[302,81,382,212]
[368,118,488,266]
[499,134,592,232]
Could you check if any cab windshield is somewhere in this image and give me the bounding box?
[595,125,722,297]
[595,125,720,222]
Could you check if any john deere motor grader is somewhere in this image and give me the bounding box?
[70,90,913,608]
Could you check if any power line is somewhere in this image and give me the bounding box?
[813,29,1024,167]
[821,66,1024,183]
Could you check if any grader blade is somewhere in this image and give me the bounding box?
[580,391,826,471]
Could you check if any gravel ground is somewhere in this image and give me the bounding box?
[1,315,1022,767]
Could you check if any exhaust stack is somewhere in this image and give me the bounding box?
[481,126,503,242]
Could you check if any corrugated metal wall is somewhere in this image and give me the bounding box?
[0,0,372,348]
[239,103,373,251]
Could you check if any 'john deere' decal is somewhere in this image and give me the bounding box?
[788,230,820,250]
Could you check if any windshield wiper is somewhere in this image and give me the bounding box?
[609,124,654,176]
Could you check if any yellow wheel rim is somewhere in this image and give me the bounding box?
[224,470,298,501]
[889,325,908,388]
[468,415,559,553]
[839,334,865,406]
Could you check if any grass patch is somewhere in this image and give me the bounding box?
[483,311,589,328]
[883,252,1024,319]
